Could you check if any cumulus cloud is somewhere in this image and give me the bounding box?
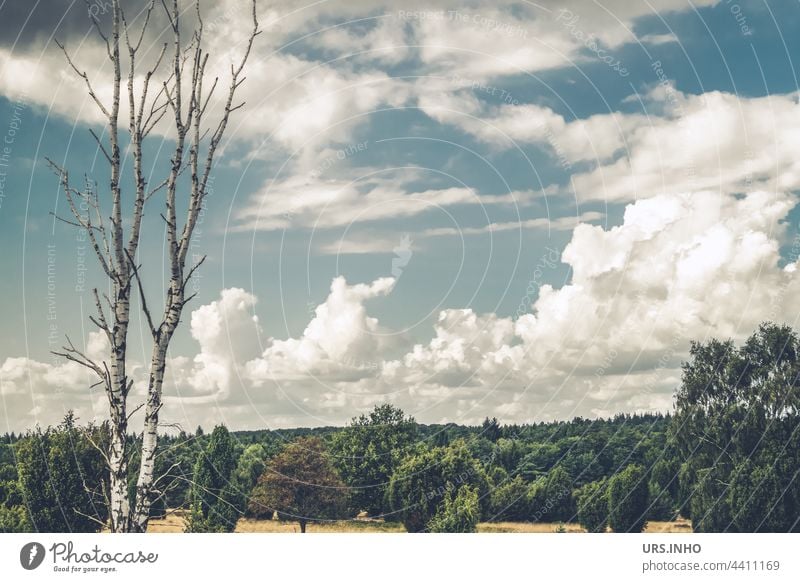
[245,276,398,382]
[380,189,800,421]
[7,187,797,430]
[0,332,109,429]
[179,287,263,402]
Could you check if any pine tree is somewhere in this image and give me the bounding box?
[185,426,239,532]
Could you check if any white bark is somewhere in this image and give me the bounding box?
[52,0,259,533]
[132,2,259,532]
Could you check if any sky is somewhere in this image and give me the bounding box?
[1,0,800,433]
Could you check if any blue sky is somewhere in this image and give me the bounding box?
[1,0,800,431]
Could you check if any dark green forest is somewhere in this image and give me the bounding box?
[1,323,798,533]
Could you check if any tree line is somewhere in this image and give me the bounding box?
[1,323,798,533]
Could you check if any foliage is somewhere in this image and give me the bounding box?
[231,443,270,516]
[488,475,529,522]
[608,464,649,533]
[574,478,609,533]
[647,457,679,521]
[331,404,417,517]
[387,440,489,533]
[527,466,577,523]
[427,485,480,532]
[185,426,239,532]
[491,438,525,473]
[481,417,501,443]
[248,437,345,532]
[0,504,30,533]
[673,323,800,532]
[15,413,107,532]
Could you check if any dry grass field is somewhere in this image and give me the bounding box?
[477,522,586,533]
[147,512,692,533]
[644,518,693,533]
[476,519,691,533]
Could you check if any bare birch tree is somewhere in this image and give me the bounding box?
[50,0,259,532]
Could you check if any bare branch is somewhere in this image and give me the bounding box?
[49,211,93,231]
[52,335,105,379]
[53,39,111,118]
[88,129,113,164]
[74,507,108,529]
[153,461,183,487]
[145,176,170,200]
[127,402,146,421]
[45,158,115,278]
[92,288,113,346]
[83,428,112,466]
[182,254,206,290]
[83,0,112,59]
[123,248,158,338]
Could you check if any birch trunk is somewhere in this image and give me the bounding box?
[54,0,258,533]
[104,0,132,533]
[132,284,182,532]
[130,2,259,532]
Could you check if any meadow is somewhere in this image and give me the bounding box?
[147,511,692,533]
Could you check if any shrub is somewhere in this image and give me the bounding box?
[0,505,30,533]
[574,478,609,532]
[427,485,480,533]
[488,475,529,522]
[608,464,649,532]
[527,466,576,523]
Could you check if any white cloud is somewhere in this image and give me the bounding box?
[418,211,605,238]
[568,90,800,202]
[235,169,539,232]
[377,189,800,421]
[0,4,411,162]
[0,332,110,429]
[417,85,650,165]
[8,188,797,430]
[0,0,720,159]
[180,287,263,402]
[317,211,604,255]
[422,84,800,203]
[639,32,679,45]
[245,276,398,382]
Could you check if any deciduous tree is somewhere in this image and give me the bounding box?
[248,437,345,533]
[387,440,489,533]
[673,323,800,532]
[331,404,417,516]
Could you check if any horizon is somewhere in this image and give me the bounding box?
[3,407,674,436]
[2,0,800,434]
